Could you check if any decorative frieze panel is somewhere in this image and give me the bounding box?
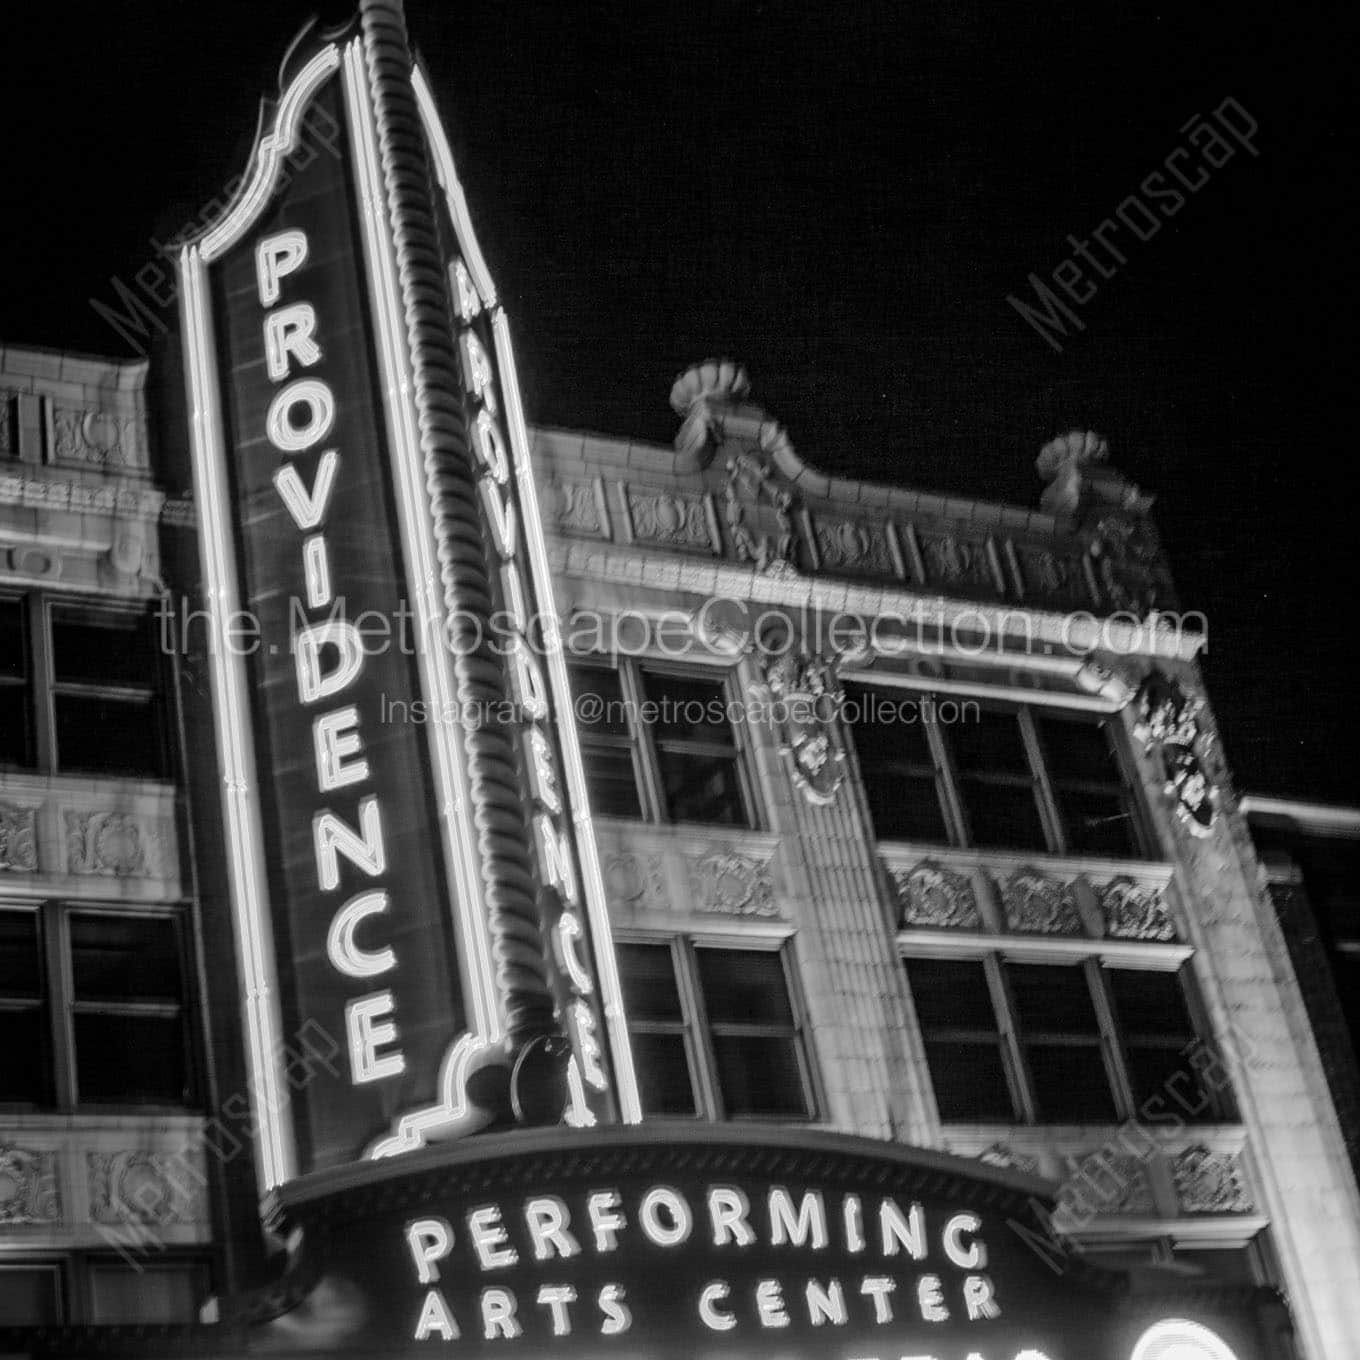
[596,825,784,925]
[545,476,610,539]
[0,1146,61,1225]
[87,1150,207,1227]
[1058,1151,1157,1216]
[690,852,777,918]
[1171,1145,1254,1214]
[892,860,980,929]
[50,405,148,475]
[977,1142,1040,1177]
[0,800,39,872]
[0,774,179,899]
[882,845,1177,947]
[623,485,718,553]
[918,532,999,592]
[809,515,898,578]
[1001,868,1083,935]
[65,810,168,879]
[1100,876,1177,941]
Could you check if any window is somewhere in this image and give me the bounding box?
[617,940,814,1120]
[0,594,168,779]
[904,956,1217,1125]
[847,686,1143,857]
[0,1257,208,1325]
[569,660,754,827]
[0,904,195,1110]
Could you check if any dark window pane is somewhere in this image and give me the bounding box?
[697,950,794,1026]
[1039,716,1123,784]
[949,707,1031,776]
[1027,1044,1118,1122]
[1108,968,1194,1037]
[617,944,683,1021]
[579,746,644,819]
[906,958,997,1032]
[0,1265,62,1325]
[0,1007,52,1104]
[866,772,949,842]
[657,748,746,826]
[75,1013,189,1105]
[961,779,1048,850]
[91,1263,206,1324]
[0,598,26,680]
[54,694,165,777]
[1054,787,1138,856]
[924,1039,1016,1120]
[71,914,183,1002]
[629,1032,698,1116]
[711,1034,810,1117]
[567,664,630,738]
[1008,964,1100,1036]
[50,608,160,688]
[0,910,41,997]
[642,669,731,744]
[845,687,934,767]
[0,688,33,767]
[1175,1248,1257,1285]
[1123,1047,1212,1116]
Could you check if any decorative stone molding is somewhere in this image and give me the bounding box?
[601,852,666,912]
[0,1146,61,1225]
[919,533,996,590]
[1099,875,1177,941]
[691,851,776,918]
[893,860,980,929]
[758,650,849,805]
[625,486,717,553]
[1016,546,1090,604]
[1001,868,1083,935]
[87,1150,206,1226]
[50,405,148,474]
[669,358,751,467]
[1133,672,1217,837]
[1060,1151,1156,1216]
[65,810,165,878]
[977,1143,1040,1176]
[0,800,39,871]
[546,477,609,538]
[0,471,166,521]
[1171,1145,1254,1214]
[723,447,801,574]
[1036,430,1153,519]
[810,516,896,577]
[1090,513,1162,615]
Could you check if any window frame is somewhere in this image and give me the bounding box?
[615,933,818,1123]
[0,1252,211,1326]
[0,590,169,780]
[570,655,760,830]
[902,949,1226,1127]
[846,684,1149,858]
[0,900,198,1114]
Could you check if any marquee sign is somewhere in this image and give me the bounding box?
[265,1126,1129,1360]
[178,4,636,1188]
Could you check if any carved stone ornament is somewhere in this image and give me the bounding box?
[920,533,994,590]
[813,517,895,576]
[602,852,665,911]
[1001,868,1083,935]
[1091,513,1161,615]
[0,801,38,872]
[894,860,980,929]
[759,651,847,804]
[1133,672,1216,837]
[724,447,801,575]
[977,1143,1040,1176]
[1171,1145,1254,1214]
[1100,876,1177,941]
[1059,1151,1157,1217]
[65,810,160,877]
[0,1146,61,1225]
[51,405,145,472]
[627,488,714,551]
[691,851,777,918]
[88,1150,205,1226]
[1036,429,1153,519]
[547,478,605,537]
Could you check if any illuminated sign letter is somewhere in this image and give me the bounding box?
[255,229,308,306]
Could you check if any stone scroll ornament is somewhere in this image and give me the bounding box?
[1133,672,1216,837]
[757,651,850,805]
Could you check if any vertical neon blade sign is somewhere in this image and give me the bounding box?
[179,22,636,1190]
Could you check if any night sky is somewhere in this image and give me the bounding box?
[2,1,1354,803]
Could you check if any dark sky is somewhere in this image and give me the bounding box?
[2,1,1355,803]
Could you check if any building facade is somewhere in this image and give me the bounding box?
[2,4,1358,1359]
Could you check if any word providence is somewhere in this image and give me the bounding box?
[404,1183,1014,1344]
